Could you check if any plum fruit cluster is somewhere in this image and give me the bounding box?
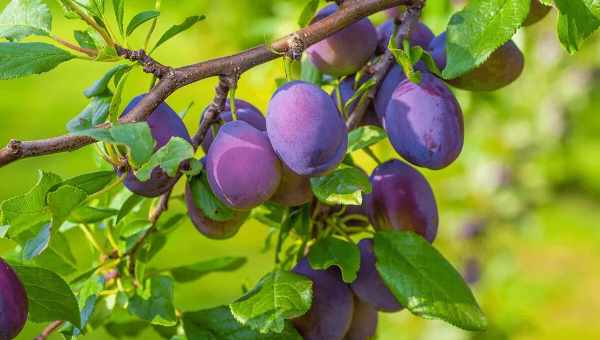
[0,259,28,340]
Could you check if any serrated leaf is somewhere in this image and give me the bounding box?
[0,42,74,79]
[347,126,387,153]
[12,265,82,327]
[0,0,52,41]
[230,270,312,334]
[61,170,116,195]
[151,15,205,53]
[374,230,488,331]
[117,193,144,222]
[128,275,177,326]
[188,172,236,222]
[17,226,78,275]
[113,0,124,35]
[74,29,96,49]
[442,0,530,79]
[84,64,130,98]
[307,236,360,283]
[135,137,194,182]
[298,0,319,27]
[126,10,160,36]
[168,257,247,283]
[310,165,372,206]
[69,206,118,223]
[47,185,88,227]
[108,70,130,122]
[67,94,112,132]
[555,0,600,53]
[183,306,302,340]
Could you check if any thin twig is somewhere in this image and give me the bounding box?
[35,320,65,340]
[51,35,97,57]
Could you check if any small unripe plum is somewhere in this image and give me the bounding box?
[350,239,402,312]
[201,99,266,152]
[267,81,348,176]
[523,0,552,26]
[463,257,482,285]
[184,179,249,239]
[377,19,435,52]
[332,76,382,128]
[0,258,28,340]
[364,159,438,243]
[384,72,464,169]
[120,95,191,197]
[206,120,282,210]
[269,164,313,207]
[429,32,524,91]
[292,258,354,340]
[373,65,406,118]
[345,297,379,340]
[306,4,378,77]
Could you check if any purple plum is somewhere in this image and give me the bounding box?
[383,72,464,169]
[267,81,347,176]
[364,159,439,243]
[429,32,524,91]
[0,258,28,340]
[350,239,402,312]
[373,64,406,118]
[120,95,191,197]
[206,120,282,210]
[292,258,354,340]
[201,99,266,152]
[269,164,313,207]
[345,297,379,340]
[377,19,435,52]
[306,4,378,77]
[331,75,382,128]
[523,0,552,26]
[184,179,249,239]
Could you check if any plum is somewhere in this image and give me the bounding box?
[523,0,552,26]
[373,65,406,118]
[345,297,379,340]
[364,159,438,242]
[0,259,28,340]
[306,4,378,77]
[429,32,524,91]
[269,164,313,207]
[292,258,354,340]
[120,95,191,197]
[377,19,435,52]
[331,75,382,128]
[201,99,265,152]
[206,120,281,210]
[184,178,249,239]
[383,72,464,169]
[350,239,402,312]
[267,81,347,176]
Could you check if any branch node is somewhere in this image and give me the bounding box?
[116,46,172,79]
[7,139,22,156]
[287,33,305,60]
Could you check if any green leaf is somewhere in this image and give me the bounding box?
[128,275,177,326]
[84,64,130,98]
[389,38,422,84]
[71,274,105,336]
[117,193,144,222]
[300,57,321,85]
[555,0,600,53]
[69,206,118,223]
[112,0,124,35]
[19,227,78,275]
[188,172,236,222]
[67,94,112,132]
[108,69,130,122]
[74,0,104,17]
[0,0,52,41]
[168,257,247,283]
[74,30,96,49]
[310,165,372,206]
[22,223,51,259]
[307,236,360,283]
[298,0,319,27]
[347,126,387,153]
[151,15,206,53]
[73,123,155,167]
[0,42,74,79]
[12,265,82,327]
[374,231,488,331]
[126,10,160,36]
[47,185,88,227]
[135,137,194,182]
[230,270,312,334]
[342,77,376,114]
[183,306,302,340]
[61,170,116,195]
[442,0,530,79]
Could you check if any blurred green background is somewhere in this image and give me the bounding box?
[1,0,600,339]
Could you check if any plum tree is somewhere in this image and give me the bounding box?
[345,297,379,340]
[267,81,348,176]
[364,159,439,243]
[350,239,402,312]
[0,259,28,340]
[269,164,313,207]
[292,258,354,340]
[206,120,282,210]
[384,72,464,169]
[306,4,378,77]
[184,177,249,239]
[429,33,525,91]
[523,0,552,26]
[119,95,191,197]
[377,19,435,52]
[332,75,382,127]
[201,99,266,152]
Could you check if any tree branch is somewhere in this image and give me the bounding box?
[35,320,65,340]
[0,0,414,168]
